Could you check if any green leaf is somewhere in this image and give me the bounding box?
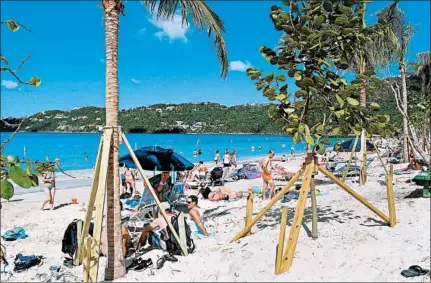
[6,20,20,32]
[9,165,32,188]
[295,90,307,98]
[284,108,295,114]
[302,78,314,87]
[0,54,9,65]
[335,16,348,25]
[294,71,302,81]
[279,84,288,93]
[336,94,344,107]
[316,124,325,133]
[29,174,39,187]
[268,105,277,116]
[320,139,331,145]
[263,87,276,97]
[340,78,347,85]
[317,144,326,155]
[256,81,265,91]
[346,97,359,106]
[305,134,315,145]
[318,59,330,67]
[294,101,305,108]
[275,74,286,82]
[298,123,305,134]
[275,94,287,100]
[293,132,301,144]
[331,127,340,135]
[370,102,380,111]
[352,127,362,136]
[29,77,41,87]
[264,73,274,83]
[334,110,345,118]
[1,179,14,200]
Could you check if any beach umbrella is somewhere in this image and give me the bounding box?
[119,146,194,172]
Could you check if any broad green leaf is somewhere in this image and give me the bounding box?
[29,77,41,87]
[336,94,344,107]
[335,110,345,118]
[302,78,314,87]
[275,94,287,100]
[1,179,14,200]
[352,127,362,136]
[256,81,265,91]
[9,165,32,188]
[275,74,286,82]
[294,71,302,81]
[298,123,305,134]
[305,134,315,145]
[294,101,305,108]
[279,84,288,93]
[6,20,20,32]
[320,139,331,145]
[318,59,330,67]
[317,144,326,155]
[264,73,274,83]
[29,174,39,187]
[346,97,359,106]
[331,127,340,135]
[340,78,347,85]
[284,108,295,114]
[316,124,325,133]
[268,105,277,116]
[295,90,307,98]
[293,132,301,144]
[370,102,380,111]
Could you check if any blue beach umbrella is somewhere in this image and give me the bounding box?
[119,146,194,172]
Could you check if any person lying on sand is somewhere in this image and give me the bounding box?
[186,195,209,236]
[186,171,201,183]
[201,186,247,201]
[137,202,173,251]
[273,164,295,178]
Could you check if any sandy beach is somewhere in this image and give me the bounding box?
[1,155,430,282]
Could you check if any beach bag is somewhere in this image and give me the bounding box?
[1,227,28,241]
[165,213,195,256]
[13,253,43,272]
[61,219,93,257]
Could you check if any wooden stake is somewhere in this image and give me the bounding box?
[121,132,188,256]
[318,165,390,224]
[386,164,397,227]
[231,167,304,242]
[342,135,359,182]
[280,162,314,273]
[178,214,188,256]
[245,188,254,236]
[310,177,318,239]
[275,206,288,274]
[374,141,389,176]
[73,220,83,266]
[78,135,104,264]
[83,236,92,282]
[88,129,112,282]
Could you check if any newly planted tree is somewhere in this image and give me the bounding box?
[246,0,394,155]
[101,0,228,279]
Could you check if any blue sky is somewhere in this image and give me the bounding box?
[1,1,430,117]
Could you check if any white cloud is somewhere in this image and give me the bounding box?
[149,15,189,43]
[131,78,142,84]
[229,60,253,72]
[1,80,18,89]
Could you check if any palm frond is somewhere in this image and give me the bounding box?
[143,0,228,78]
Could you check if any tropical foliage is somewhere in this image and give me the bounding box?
[246,0,395,152]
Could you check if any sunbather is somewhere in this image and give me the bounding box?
[273,164,295,178]
[201,186,246,201]
[186,195,209,236]
[136,202,173,251]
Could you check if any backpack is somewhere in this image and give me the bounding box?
[61,219,93,257]
[165,213,195,256]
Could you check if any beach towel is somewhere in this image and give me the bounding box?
[125,198,140,208]
[13,253,43,272]
[1,228,28,241]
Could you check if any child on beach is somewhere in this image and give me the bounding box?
[41,171,56,210]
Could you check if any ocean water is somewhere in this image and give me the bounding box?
[0,132,337,170]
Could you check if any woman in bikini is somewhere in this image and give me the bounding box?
[41,171,56,210]
[125,167,136,197]
[201,186,246,201]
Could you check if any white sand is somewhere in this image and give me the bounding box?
[1,156,430,282]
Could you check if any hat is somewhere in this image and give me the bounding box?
[160,202,171,211]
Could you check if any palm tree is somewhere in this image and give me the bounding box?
[375,0,414,163]
[101,0,228,280]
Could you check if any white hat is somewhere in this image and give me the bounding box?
[160,202,171,211]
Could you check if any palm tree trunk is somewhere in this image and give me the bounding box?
[103,0,125,280]
[400,61,409,163]
[360,79,367,184]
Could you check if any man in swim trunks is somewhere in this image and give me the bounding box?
[198,161,207,181]
[261,150,275,199]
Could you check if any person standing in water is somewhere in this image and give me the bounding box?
[41,170,56,210]
[231,150,237,168]
[223,150,231,168]
[214,150,220,165]
[290,145,295,156]
[261,150,275,199]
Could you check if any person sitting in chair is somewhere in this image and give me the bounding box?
[137,202,173,251]
[186,195,209,236]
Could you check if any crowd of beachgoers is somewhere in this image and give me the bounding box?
[1,138,430,282]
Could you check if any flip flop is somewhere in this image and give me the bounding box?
[401,265,430,278]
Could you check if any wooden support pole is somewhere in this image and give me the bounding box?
[342,136,359,182]
[374,141,389,176]
[275,206,288,275]
[231,167,304,243]
[310,177,318,239]
[360,129,367,185]
[386,164,397,227]
[121,132,188,256]
[78,136,104,264]
[88,129,112,282]
[73,220,83,266]
[245,188,254,236]
[280,162,314,273]
[83,236,92,282]
[178,214,188,256]
[318,165,390,224]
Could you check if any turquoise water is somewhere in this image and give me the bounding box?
[0,132,336,170]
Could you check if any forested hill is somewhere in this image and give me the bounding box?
[1,74,422,134]
[0,103,282,134]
